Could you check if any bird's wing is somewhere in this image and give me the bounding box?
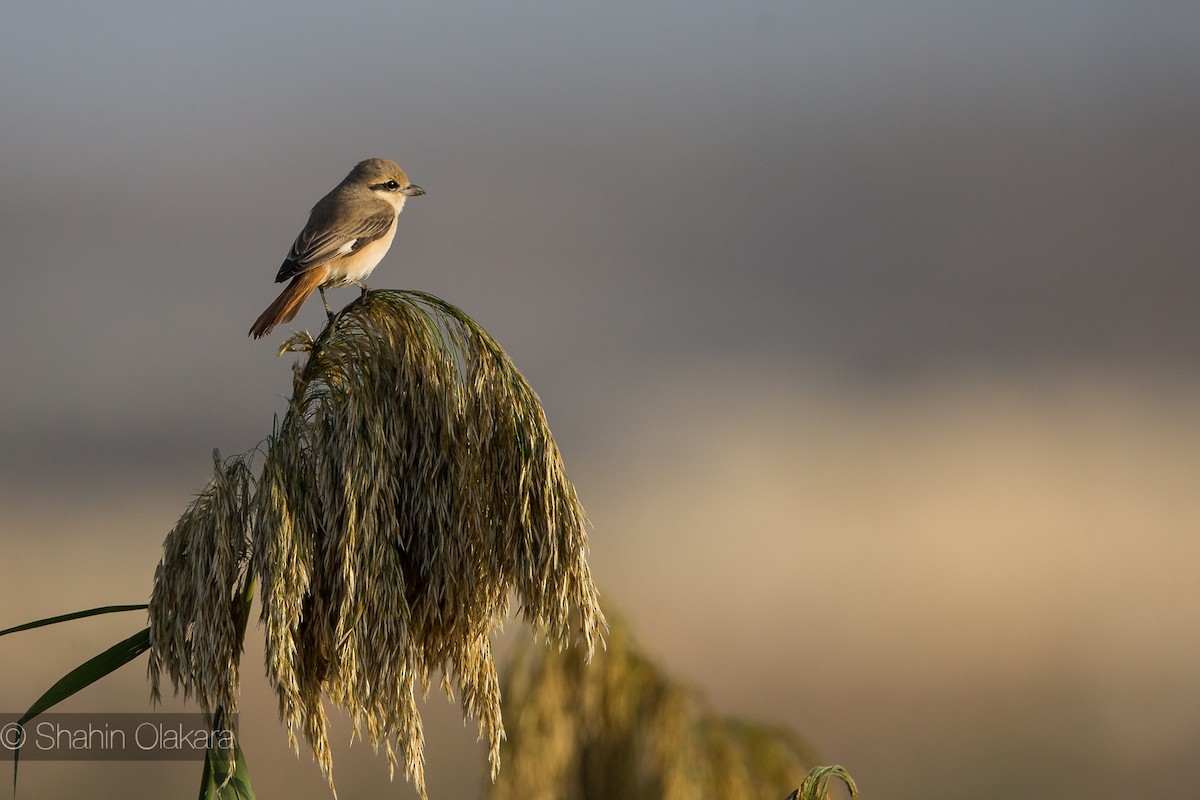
[275,203,396,282]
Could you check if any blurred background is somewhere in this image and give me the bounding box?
[2,2,1198,798]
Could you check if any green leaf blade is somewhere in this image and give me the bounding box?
[0,604,148,638]
[199,739,254,800]
[12,626,152,792]
[17,627,152,724]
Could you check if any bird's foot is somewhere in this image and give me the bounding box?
[319,286,336,322]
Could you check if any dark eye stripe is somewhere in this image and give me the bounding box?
[370,180,402,191]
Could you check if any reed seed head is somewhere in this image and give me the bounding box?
[150,290,604,799]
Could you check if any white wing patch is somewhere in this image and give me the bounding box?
[338,239,358,255]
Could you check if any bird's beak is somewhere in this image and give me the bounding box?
[402,184,426,197]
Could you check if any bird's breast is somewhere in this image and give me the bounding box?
[323,215,400,286]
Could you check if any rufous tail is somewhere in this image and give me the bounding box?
[249,268,327,339]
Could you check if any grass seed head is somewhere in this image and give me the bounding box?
[246,290,604,798]
[148,451,254,721]
[491,608,816,800]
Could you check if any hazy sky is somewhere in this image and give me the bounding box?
[2,1,1198,467]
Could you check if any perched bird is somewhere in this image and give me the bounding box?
[249,158,424,338]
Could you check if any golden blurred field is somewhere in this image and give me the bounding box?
[2,366,1196,799]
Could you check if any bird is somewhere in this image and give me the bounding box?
[249,158,425,338]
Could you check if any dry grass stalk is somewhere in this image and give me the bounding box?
[491,608,818,800]
[149,290,604,799]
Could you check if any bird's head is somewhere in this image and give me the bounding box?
[353,158,425,209]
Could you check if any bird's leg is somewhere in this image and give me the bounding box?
[319,286,335,322]
[351,279,370,298]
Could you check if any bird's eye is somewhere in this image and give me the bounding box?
[385,180,400,190]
